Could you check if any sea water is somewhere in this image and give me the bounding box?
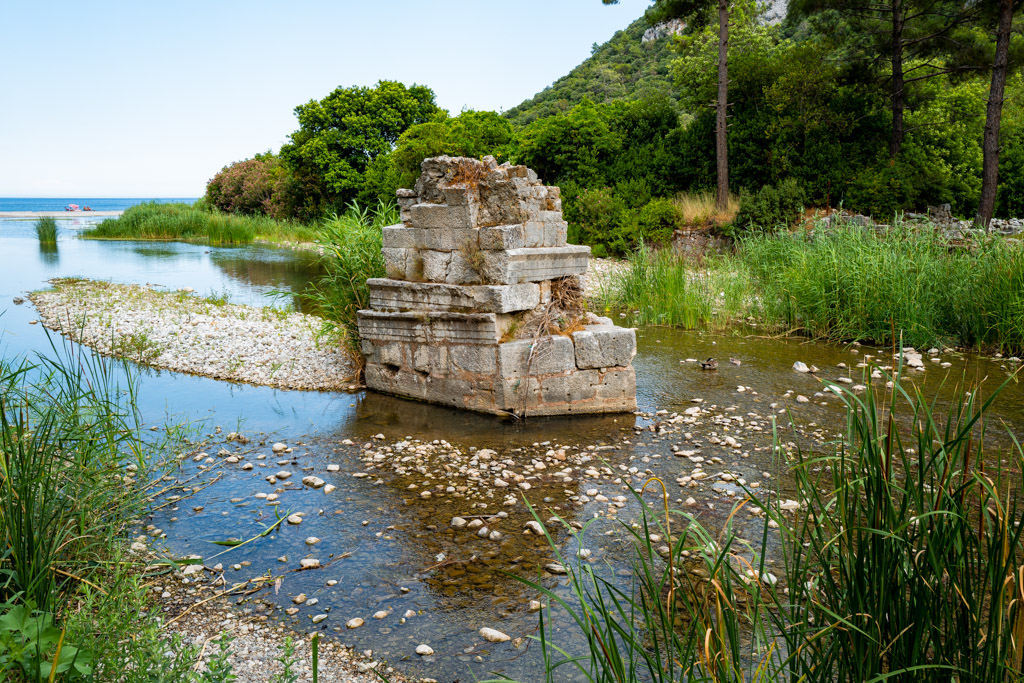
[0,197,197,212]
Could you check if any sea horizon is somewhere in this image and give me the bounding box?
[0,197,199,212]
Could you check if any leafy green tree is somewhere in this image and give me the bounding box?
[517,98,622,186]
[389,110,514,190]
[789,0,984,159]
[279,80,440,216]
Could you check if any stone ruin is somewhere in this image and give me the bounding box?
[355,155,637,417]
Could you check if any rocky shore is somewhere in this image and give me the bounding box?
[149,562,409,683]
[30,279,355,390]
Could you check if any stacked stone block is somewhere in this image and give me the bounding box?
[356,156,637,417]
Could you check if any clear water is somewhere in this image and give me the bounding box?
[3,221,1022,681]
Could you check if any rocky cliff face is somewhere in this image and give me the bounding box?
[640,0,789,44]
[641,17,685,44]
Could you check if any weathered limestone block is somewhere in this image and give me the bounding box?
[364,363,499,411]
[397,189,417,224]
[381,247,423,281]
[595,367,637,402]
[541,370,600,404]
[368,279,540,314]
[409,203,478,229]
[381,225,417,249]
[449,344,498,374]
[497,336,577,378]
[572,325,637,369]
[494,368,636,416]
[479,225,525,250]
[357,310,504,345]
[481,246,590,284]
[421,250,483,285]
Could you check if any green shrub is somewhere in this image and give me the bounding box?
[563,186,637,257]
[613,177,653,210]
[997,128,1024,218]
[637,197,681,245]
[733,178,805,233]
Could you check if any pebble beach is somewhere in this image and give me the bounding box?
[30,279,356,391]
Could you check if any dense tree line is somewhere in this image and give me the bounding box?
[205,0,1024,253]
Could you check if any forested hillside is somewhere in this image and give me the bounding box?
[503,16,679,127]
[198,0,1024,256]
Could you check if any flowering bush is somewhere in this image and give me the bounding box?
[205,153,296,219]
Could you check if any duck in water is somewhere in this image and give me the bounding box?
[700,358,718,370]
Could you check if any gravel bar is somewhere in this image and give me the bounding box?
[30,279,354,390]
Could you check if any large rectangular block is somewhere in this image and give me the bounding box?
[544,219,568,247]
[541,370,599,403]
[382,247,422,280]
[594,367,637,402]
[481,246,590,284]
[572,325,637,369]
[368,279,540,314]
[409,203,477,229]
[479,224,525,250]
[422,250,483,285]
[365,363,499,411]
[497,336,577,378]
[357,310,502,345]
[383,226,481,252]
[450,344,497,374]
[382,225,417,249]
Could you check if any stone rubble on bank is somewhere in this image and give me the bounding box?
[29,279,354,391]
[143,544,409,683]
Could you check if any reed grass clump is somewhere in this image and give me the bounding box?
[743,222,1024,353]
[673,191,740,226]
[84,202,315,245]
[773,374,1024,681]
[0,339,208,682]
[603,241,752,329]
[511,373,1024,681]
[302,201,395,359]
[33,217,57,245]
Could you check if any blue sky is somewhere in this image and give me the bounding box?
[0,1,649,197]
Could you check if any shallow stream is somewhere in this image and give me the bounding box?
[2,218,1022,681]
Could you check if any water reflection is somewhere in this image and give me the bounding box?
[38,242,59,266]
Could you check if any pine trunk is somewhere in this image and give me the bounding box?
[716,0,730,210]
[977,0,1014,228]
[890,0,905,158]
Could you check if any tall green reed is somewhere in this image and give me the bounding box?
[33,218,57,246]
[772,371,1024,682]
[85,202,315,245]
[0,337,148,613]
[604,241,751,329]
[506,369,1023,681]
[741,221,1024,353]
[302,201,395,360]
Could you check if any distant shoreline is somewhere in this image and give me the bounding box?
[0,210,123,218]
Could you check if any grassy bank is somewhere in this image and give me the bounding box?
[513,374,1024,681]
[84,202,316,245]
[0,342,201,681]
[603,221,1024,354]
